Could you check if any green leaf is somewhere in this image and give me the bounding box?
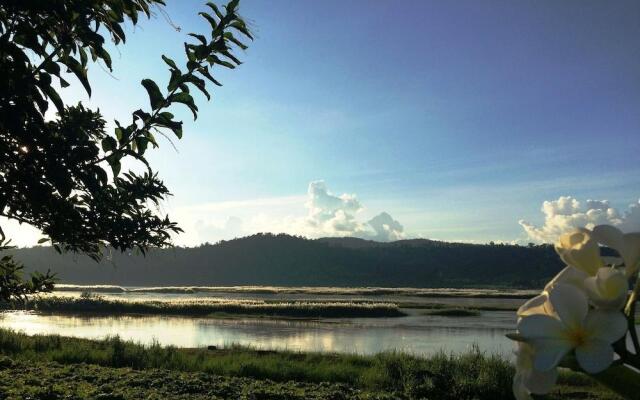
[41,85,64,112]
[170,92,198,119]
[135,137,148,155]
[79,47,88,67]
[188,33,207,45]
[42,60,60,76]
[141,79,165,110]
[63,56,92,96]
[199,67,222,86]
[101,136,117,152]
[161,55,178,70]
[224,31,248,50]
[107,155,121,177]
[97,46,112,70]
[206,2,225,19]
[230,20,254,40]
[37,238,48,244]
[168,69,183,91]
[115,127,124,143]
[199,12,218,30]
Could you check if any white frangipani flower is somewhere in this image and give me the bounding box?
[518,284,627,374]
[554,229,603,276]
[592,225,640,277]
[584,267,628,310]
[513,342,558,400]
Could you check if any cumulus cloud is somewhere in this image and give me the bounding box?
[299,181,404,241]
[367,212,404,241]
[171,180,406,245]
[519,196,640,243]
[302,181,368,237]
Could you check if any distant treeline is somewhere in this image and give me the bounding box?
[11,234,564,289]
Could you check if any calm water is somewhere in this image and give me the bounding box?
[0,308,517,359]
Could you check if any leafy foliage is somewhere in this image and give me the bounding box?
[0,1,252,297]
[0,241,54,302]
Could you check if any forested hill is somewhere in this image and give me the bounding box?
[12,234,564,289]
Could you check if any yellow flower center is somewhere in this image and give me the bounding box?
[566,327,589,347]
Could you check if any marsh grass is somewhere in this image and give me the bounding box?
[3,295,406,318]
[0,329,512,399]
[0,329,618,399]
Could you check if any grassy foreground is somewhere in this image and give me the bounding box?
[3,295,405,318]
[0,329,620,400]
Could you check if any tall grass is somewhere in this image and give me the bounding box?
[0,329,513,399]
[3,295,406,318]
[0,329,618,399]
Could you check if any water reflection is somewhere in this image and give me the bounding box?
[0,310,516,358]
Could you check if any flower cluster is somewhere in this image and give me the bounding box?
[510,225,640,400]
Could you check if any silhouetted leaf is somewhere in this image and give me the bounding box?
[141,79,165,110]
[161,55,178,70]
[170,92,198,119]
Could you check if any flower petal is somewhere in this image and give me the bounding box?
[575,339,614,373]
[544,266,588,292]
[526,367,558,394]
[518,293,551,318]
[531,338,572,371]
[555,229,603,275]
[592,225,624,250]
[593,225,640,276]
[623,233,640,276]
[548,283,588,329]
[513,373,533,400]
[584,268,628,310]
[518,314,565,339]
[584,310,627,344]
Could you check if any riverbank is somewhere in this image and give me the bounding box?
[0,329,619,399]
[2,295,405,318]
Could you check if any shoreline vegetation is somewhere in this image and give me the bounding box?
[0,329,619,400]
[53,284,538,298]
[2,295,407,319]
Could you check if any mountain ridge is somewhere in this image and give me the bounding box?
[10,233,562,289]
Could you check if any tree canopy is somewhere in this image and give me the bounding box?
[0,0,251,300]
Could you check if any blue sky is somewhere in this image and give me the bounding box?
[9,0,640,246]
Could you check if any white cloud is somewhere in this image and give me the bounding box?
[297,181,404,241]
[173,180,405,245]
[302,180,368,237]
[519,196,640,243]
[367,212,404,241]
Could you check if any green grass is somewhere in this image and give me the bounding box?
[0,361,378,400]
[3,295,406,318]
[0,328,513,399]
[422,308,481,317]
[0,329,619,399]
